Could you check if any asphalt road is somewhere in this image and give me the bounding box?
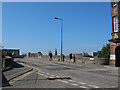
[3,58,119,88]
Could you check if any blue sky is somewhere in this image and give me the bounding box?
[2,2,112,55]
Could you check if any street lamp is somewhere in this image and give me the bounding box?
[54,17,63,62]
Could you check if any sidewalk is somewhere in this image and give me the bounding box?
[104,65,118,70]
[51,59,119,71]
[2,61,32,87]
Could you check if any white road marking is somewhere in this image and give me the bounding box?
[112,86,117,88]
[50,75,55,77]
[48,76,55,78]
[38,70,41,72]
[38,71,41,73]
[57,76,61,77]
[60,80,69,84]
[44,75,48,77]
[68,80,76,82]
[88,85,99,88]
[46,73,50,75]
[79,86,88,88]
[39,71,44,73]
[78,82,86,85]
[56,79,62,81]
[70,83,79,86]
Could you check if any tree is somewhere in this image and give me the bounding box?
[97,43,110,58]
[55,48,57,55]
[0,44,4,49]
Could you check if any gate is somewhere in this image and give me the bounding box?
[115,46,120,67]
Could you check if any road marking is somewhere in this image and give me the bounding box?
[38,72,49,77]
[50,75,55,77]
[38,71,41,73]
[92,86,99,88]
[39,73,44,76]
[56,76,61,78]
[79,86,88,88]
[48,76,55,78]
[88,85,99,88]
[38,70,41,72]
[60,80,69,84]
[68,80,76,82]
[78,82,86,85]
[70,83,78,86]
[44,75,48,77]
[46,73,50,75]
[88,85,92,87]
[40,72,45,74]
[56,79,62,81]
[18,63,38,71]
[9,62,38,85]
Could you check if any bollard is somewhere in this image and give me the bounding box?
[58,58,60,61]
[73,55,75,63]
[63,55,65,62]
[69,53,72,59]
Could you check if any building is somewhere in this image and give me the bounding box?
[28,52,43,58]
[28,52,38,57]
[72,53,82,56]
[2,49,20,57]
[87,52,97,57]
[109,1,120,67]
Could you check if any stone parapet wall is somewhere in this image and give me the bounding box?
[26,55,109,65]
[2,56,13,71]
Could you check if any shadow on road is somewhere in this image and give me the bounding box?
[2,61,25,87]
[2,72,11,87]
[12,61,24,68]
[15,77,72,81]
[47,77,71,80]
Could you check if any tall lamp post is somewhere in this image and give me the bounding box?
[54,17,63,62]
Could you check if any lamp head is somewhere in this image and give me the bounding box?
[54,17,59,19]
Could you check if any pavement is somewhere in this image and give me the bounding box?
[2,61,32,87]
[49,58,118,70]
[2,58,119,89]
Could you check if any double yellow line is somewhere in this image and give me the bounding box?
[9,62,38,85]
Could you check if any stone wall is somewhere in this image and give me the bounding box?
[2,49,19,57]
[27,55,109,65]
[2,56,13,71]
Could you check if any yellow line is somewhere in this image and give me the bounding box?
[18,62,38,70]
[9,62,38,85]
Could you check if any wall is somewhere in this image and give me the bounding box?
[2,49,19,56]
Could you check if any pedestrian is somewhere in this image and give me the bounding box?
[49,51,52,61]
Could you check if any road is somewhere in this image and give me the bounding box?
[3,58,118,88]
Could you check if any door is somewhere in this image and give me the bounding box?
[115,46,120,67]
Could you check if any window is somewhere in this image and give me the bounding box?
[113,0,117,7]
[113,16,118,32]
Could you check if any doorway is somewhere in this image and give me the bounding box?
[115,46,120,67]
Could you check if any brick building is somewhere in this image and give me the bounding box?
[109,1,120,67]
[2,49,20,57]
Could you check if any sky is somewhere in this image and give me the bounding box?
[2,2,112,55]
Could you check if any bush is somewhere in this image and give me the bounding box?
[97,43,110,58]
